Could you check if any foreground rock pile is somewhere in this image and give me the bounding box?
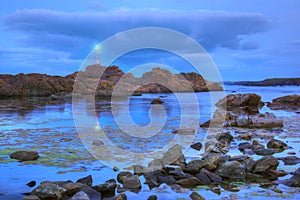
[201,93,284,129]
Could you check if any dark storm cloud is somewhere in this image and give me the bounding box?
[3,9,270,51]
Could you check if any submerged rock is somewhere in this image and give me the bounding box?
[70,191,90,200]
[190,191,205,200]
[10,150,39,161]
[279,156,300,165]
[151,98,164,104]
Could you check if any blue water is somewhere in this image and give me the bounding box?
[0,85,300,199]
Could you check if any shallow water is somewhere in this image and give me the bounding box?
[0,85,300,199]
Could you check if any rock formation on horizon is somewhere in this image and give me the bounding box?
[0,65,223,99]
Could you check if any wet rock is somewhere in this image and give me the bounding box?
[267,139,288,150]
[169,168,193,180]
[216,93,264,110]
[114,193,127,200]
[191,142,203,151]
[195,172,211,184]
[148,158,163,169]
[23,195,40,200]
[31,182,66,200]
[157,175,176,185]
[190,191,205,200]
[267,94,300,110]
[123,175,141,189]
[238,142,252,153]
[147,195,158,200]
[217,131,233,145]
[61,182,83,196]
[93,179,117,197]
[163,165,182,173]
[26,181,36,187]
[176,177,203,188]
[144,171,160,189]
[70,191,90,200]
[238,133,252,140]
[199,168,222,183]
[162,144,186,167]
[252,156,279,173]
[10,150,39,161]
[253,148,276,156]
[79,185,101,200]
[184,160,204,174]
[202,153,222,171]
[76,175,93,187]
[151,98,164,104]
[279,156,300,165]
[216,161,245,181]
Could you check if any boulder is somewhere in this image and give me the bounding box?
[267,139,288,150]
[123,175,141,189]
[176,177,203,188]
[79,185,101,200]
[70,191,91,200]
[216,93,264,112]
[162,144,186,167]
[267,94,300,110]
[252,156,279,173]
[10,151,39,161]
[93,179,117,197]
[31,183,66,200]
[190,191,205,200]
[76,175,93,187]
[216,161,245,181]
[117,172,133,184]
[61,182,83,196]
[279,156,300,165]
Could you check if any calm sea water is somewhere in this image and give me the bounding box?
[0,84,300,200]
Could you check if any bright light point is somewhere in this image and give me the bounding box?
[94,45,100,51]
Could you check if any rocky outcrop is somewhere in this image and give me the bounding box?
[267,94,300,111]
[0,66,223,99]
[216,93,264,114]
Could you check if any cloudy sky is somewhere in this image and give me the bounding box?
[0,0,299,81]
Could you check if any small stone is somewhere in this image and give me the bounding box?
[151,98,164,104]
[191,142,203,151]
[113,166,119,172]
[267,139,287,150]
[26,181,36,187]
[190,191,205,200]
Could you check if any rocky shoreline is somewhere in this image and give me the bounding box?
[233,78,300,86]
[13,93,300,200]
[0,65,223,99]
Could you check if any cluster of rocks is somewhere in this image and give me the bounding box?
[201,93,284,129]
[0,65,223,99]
[234,78,300,86]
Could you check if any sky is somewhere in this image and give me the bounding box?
[0,0,299,81]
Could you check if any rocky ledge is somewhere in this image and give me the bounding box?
[0,65,223,99]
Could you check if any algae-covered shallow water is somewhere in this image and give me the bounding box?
[0,85,300,200]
